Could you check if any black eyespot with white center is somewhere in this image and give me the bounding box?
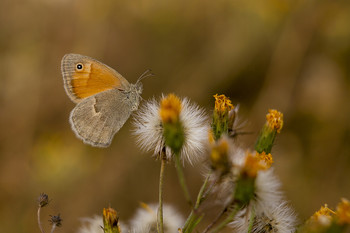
[76,63,83,71]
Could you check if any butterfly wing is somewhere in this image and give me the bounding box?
[69,89,133,147]
[61,53,130,103]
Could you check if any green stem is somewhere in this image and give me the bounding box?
[195,172,211,208]
[208,204,240,233]
[174,153,192,207]
[183,172,212,233]
[157,158,166,233]
[247,205,255,233]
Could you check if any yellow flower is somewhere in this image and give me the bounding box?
[266,109,283,133]
[212,94,234,140]
[256,151,274,168]
[213,94,234,113]
[314,204,336,218]
[243,152,269,177]
[308,204,336,227]
[336,198,350,224]
[160,94,182,123]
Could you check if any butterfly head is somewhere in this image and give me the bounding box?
[127,70,153,111]
[128,82,143,111]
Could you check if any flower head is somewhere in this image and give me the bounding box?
[214,94,234,113]
[38,193,49,208]
[49,214,62,227]
[212,94,235,140]
[103,207,120,233]
[133,95,208,164]
[159,94,182,124]
[266,109,283,133]
[309,204,336,227]
[255,109,284,154]
[160,94,185,154]
[301,198,350,232]
[256,152,274,169]
[242,152,269,178]
[336,198,350,224]
[231,202,296,233]
[301,203,337,232]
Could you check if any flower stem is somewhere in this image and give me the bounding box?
[183,172,212,233]
[247,205,255,233]
[157,157,166,233]
[174,153,192,207]
[37,207,46,233]
[195,172,211,208]
[50,225,56,233]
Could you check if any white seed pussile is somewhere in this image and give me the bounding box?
[133,96,209,164]
[129,203,184,233]
[229,168,297,233]
[76,216,104,233]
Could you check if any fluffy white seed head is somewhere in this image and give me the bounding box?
[255,168,283,207]
[129,203,184,233]
[230,202,297,233]
[229,160,297,233]
[76,216,103,233]
[255,202,297,233]
[133,96,209,164]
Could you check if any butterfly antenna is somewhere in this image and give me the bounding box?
[137,69,155,83]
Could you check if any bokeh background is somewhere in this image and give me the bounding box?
[1,0,350,232]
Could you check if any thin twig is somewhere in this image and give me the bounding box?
[50,224,56,233]
[37,207,45,233]
[157,157,166,233]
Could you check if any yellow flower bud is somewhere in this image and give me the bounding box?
[266,109,283,133]
[103,207,120,233]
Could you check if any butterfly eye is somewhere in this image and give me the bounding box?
[76,63,83,71]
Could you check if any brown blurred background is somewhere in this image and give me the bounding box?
[1,0,350,232]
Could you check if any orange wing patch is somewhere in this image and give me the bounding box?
[61,54,130,103]
[71,61,122,99]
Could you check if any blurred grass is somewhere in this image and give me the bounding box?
[0,0,350,232]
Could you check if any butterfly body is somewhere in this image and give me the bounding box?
[61,54,143,147]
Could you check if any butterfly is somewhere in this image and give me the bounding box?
[61,53,151,147]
